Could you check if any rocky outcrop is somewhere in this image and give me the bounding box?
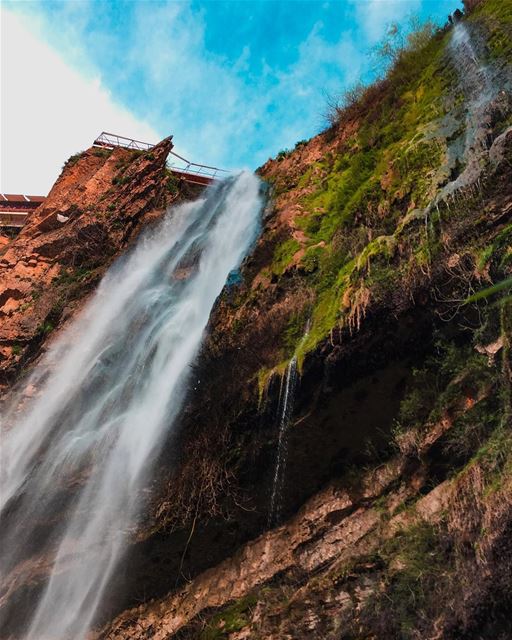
[96,390,499,639]
[0,138,201,389]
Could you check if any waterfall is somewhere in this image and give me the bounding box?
[0,172,262,640]
[268,356,298,528]
[451,22,493,101]
[434,21,508,206]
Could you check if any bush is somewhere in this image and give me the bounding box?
[63,152,84,169]
[166,175,179,194]
[276,149,291,161]
[325,16,438,130]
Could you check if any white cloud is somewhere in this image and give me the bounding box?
[1,1,370,192]
[352,0,422,43]
[0,7,159,195]
[116,3,364,170]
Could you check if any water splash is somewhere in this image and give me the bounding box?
[267,356,298,528]
[0,173,262,639]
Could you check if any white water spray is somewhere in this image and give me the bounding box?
[0,173,262,639]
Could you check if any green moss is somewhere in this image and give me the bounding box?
[53,267,92,287]
[260,3,512,370]
[257,361,289,403]
[473,0,512,60]
[300,244,324,273]
[271,237,300,275]
[283,308,310,356]
[11,344,23,356]
[296,287,340,366]
[200,595,258,639]
[276,34,453,360]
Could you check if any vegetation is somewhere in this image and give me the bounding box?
[112,174,130,186]
[366,521,452,638]
[271,237,300,275]
[63,151,85,169]
[254,0,512,386]
[92,148,112,159]
[53,267,93,287]
[200,596,257,639]
[276,148,292,161]
[166,173,180,195]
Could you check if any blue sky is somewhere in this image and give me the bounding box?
[2,0,461,194]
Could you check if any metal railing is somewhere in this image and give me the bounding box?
[93,132,154,151]
[167,150,229,182]
[92,132,228,183]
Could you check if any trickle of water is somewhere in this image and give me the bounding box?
[0,172,262,640]
[268,356,298,528]
[451,22,493,100]
[433,21,507,207]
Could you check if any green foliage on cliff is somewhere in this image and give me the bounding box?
[271,237,300,275]
[259,0,512,383]
[362,521,453,637]
[63,151,86,169]
[200,595,257,639]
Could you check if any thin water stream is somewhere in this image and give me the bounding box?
[268,356,298,528]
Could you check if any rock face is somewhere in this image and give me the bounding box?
[2,1,512,639]
[0,138,202,389]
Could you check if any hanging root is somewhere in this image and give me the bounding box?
[346,284,371,334]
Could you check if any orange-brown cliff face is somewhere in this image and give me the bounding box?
[0,138,201,389]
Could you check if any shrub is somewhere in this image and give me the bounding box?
[166,175,179,194]
[276,149,291,161]
[325,16,438,130]
[63,152,84,169]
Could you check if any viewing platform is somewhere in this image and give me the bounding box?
[93,132,228,187]
[1,133,223,230]
[0,194,45,228]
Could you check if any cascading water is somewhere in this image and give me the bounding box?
[267,356,298,528]
[433,20,510,206]
[0,172,262,640]
[451,22,493,100]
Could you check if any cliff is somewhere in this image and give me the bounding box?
[2,1,512,638]
[0,137,202,389]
